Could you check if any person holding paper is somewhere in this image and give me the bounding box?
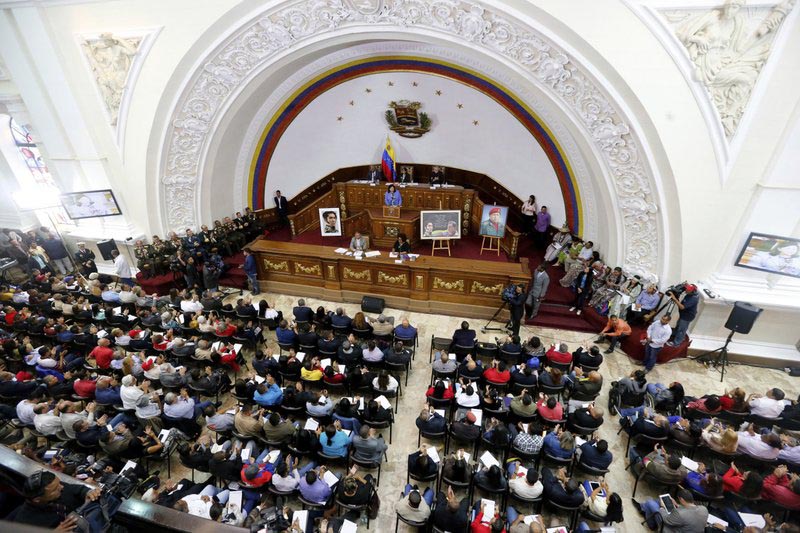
[508,463,543,499]
[416,408,446,434]
[507,512,545,533]
[272,456,317,492]
[234,404,265,438]
[298,467,334,505]
[469,500,505,533]
[263,412,297,443]
[408,445,439,478]
[319,422,351,457]
[253,375,283,407]
[351,424,388,463]
[337,465,374,506]
[307,391,335,417]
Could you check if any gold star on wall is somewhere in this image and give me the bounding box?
[349,100,354,106]
[412,82,418,87]
[388,81,394,87]
[337,116,343,122]
[365,88,372,93]
[473,120,479,126]
[435,90,442,96]
[457,103,463,109]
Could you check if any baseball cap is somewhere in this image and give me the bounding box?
[23,470,56,499]
[465,411,477,424]
[685,284,697,292]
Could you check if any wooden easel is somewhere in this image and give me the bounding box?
[480,236,500,256]
[431,239,451,256]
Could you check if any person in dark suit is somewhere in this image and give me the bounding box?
[292,299,314,323]
[330,308,352,329]
[416,409,446,434]
[509,284,526,337]
[541,467,585,507]
[569,404,604,430]
[273,190,289,226]
[450,321,476,350]
[576,438,613,470]
[408,446,440,479]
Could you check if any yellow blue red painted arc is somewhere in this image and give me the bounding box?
[248,56,582,234]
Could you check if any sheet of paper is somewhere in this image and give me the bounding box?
[271,353,280,362]
[707,515,728,528]
[292,510,308,531]
[212,341,221,352]
[225,408,236,415]
[365,251,381,257]
[334,248,348,254]
[210,443,223,454]
[434,409,446,418]
[254,375,265,384]
[97,330,108,338]
[349,397,364,410]
[480,450,499,468]
[113,306,122,315]
[158,429,170,442]
[389,252,398,258]
[304,418,319,431]
[267,449,281,463]
[738,513,765,528]
[341,428,351,437]
[375,395,392,410]
[322,470,339,487]
[481,499,495,522]
[227,490,242,513]
[516,465,528,478]
[319,358,332,369]
[522,423,529,433]
[471,409,483,426]
[427,446,441,463]
[121,460,137,473]
[240,448,251,461]
[43,450,58,460]
[680,456,699,472]
[394,260,403,264]
[296,352,306,362]
[575,436,587,447]
[340,520,357,533]
[524,515,540,525]
[546,528,569,533]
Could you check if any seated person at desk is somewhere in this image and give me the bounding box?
[429,165,445,185]
[397,167,412,183]
[349,232,368,252]
[367,165,381,183]
[393,233,410,253]
[384,184,402,207]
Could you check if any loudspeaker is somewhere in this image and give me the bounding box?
[724,301,762,334]
[96,239,119,262]
[361,295,385,314]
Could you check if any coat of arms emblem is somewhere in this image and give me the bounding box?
[385,100,432,138]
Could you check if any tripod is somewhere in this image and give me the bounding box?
[692,329,735,383]
[481,300,509,333]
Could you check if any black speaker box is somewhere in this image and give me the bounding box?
[361,295,385,314]
[96,239,119,262]
[724,301,762,334]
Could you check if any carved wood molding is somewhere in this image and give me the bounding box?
[294,262,321,276]
[343,266,371,281]
[378,271,408,285]
[263,259,288,272]
[433,277,464,292]
[471,281,504,295]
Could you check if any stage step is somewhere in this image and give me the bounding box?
[525,314,596,333]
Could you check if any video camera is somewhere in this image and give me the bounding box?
[501,283,522,303]
[665,281,689,298]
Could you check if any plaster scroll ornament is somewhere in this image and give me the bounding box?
[673,0,795,139]
[81,33,143,126]
[162,0,663,276]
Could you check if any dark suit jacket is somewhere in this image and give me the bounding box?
[274,196,288,214]
[416,413,446,434]
[451,329,476,347]
[450,420,481,442]
[541,467,584,507]
[293,306,314,323]
[578,442,612,470]
[330,315,352,328]
[570,408,602,429]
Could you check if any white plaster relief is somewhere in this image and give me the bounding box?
[80,33,143,126]
[664,0,795,139]
[161,0,663,276]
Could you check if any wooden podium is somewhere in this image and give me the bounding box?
[382,206,400,218]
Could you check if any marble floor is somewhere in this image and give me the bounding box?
[161,289,797,532]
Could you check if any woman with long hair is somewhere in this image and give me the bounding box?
[373,370,398,393]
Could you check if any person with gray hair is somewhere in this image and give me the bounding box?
[293,298,313,323]
[159,363,188,388]
[546,342,573,365]
[163,387,214,420]
[371,314,394,336]
[120,374,150,410]
[331,307,352,328]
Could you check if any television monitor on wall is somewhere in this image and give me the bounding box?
[420,210,461,240]
[735,232,800,279]
[60,190,122,220]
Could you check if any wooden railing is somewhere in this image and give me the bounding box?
[286,189,338,237]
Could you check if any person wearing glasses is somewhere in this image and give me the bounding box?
[13,470,102,530]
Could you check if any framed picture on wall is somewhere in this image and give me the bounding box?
[319,207,342,237]
[420,210,461,240]
[735,232,800,278]
[478,205,508,239]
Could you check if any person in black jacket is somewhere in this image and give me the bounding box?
[541,466,585,507]
[408,446,439,479]
[576,438,613,470]
[450,321,476,350]
[569,404,604,430]
[208,450,243,482]
[14,471,101,530]
[450,411,480,441]
[509,284,526,337]
[292,299,314,323]
[574,345,603,369]
[274,190,289,226]
[432,486,469,532]
[416,409,446,434]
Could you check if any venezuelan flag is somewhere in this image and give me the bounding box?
[381,137,396,182]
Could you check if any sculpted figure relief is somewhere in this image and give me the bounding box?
[675,0,795,138]
[82,33,142,125]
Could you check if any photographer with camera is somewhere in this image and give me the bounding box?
[666,283,699,347]
[13,470,103,530]
[507,283,526,337]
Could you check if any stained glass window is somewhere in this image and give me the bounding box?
[9,116,57,188]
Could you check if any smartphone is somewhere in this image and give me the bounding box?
[659,494,674,513]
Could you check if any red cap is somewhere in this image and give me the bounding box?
[489,207,501,216]
[685,284,697,292]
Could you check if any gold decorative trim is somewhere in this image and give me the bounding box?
[343,267,371,281]
[378,271,407,285]
[326,265,336,279]
[433,277,464,292]
[294,262,321,276]
[471,281,503,295]
[415,275,424,290]
[263,259,288,272]
[384,225,399,237]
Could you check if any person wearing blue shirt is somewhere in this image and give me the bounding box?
[577,439,613,470]
[254,376,283,407]
[393,317,417,339]
[319,424,351,457]
[384,184,402,207]
[242,248,259,295]
[543,429,575,459]
[275,320,297,345]
[668,284,699,346]
[94,376,122,405]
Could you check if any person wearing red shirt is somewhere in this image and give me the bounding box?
[151,334,169,351]
[4,307,17,325]
[762,465,800,510]
[426,380,455,400]
[323,363,346,385]
[470,504,507,533]
[214,344,241,372]
[73,377,97,398]
[483,360,511,384]
[215,318,237,338]
[537,394,564,421]
[240,458,274,489]
[546,343,573,365]
[88,338,114,369]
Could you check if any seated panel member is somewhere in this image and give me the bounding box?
[393,233,411,253]
[384,184,402,207]
[349,232,368,252]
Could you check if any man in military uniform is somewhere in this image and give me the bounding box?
[223,216,247,251]
[133,239,155,278]
[150,235,171,276]
[74,242,97,277]
[183,229,204,262]
[244,207,265,237]
[234,211,254,241]
[213,220,236,255]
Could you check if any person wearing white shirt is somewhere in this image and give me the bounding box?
[643,314,672,372]
[748,388,786,418]
[120,375,148,410]
[112,250,134,287]
[180,296,204,314]
[179,486,230,519]
[508,462,544,498]
[34,408,64,436]
[16,398,39,426]
[455,380,480,408]
[736,425,782,460]
[778,441,800,465]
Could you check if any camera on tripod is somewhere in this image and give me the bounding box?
[665,281,689,298]
[501,283,521,303]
